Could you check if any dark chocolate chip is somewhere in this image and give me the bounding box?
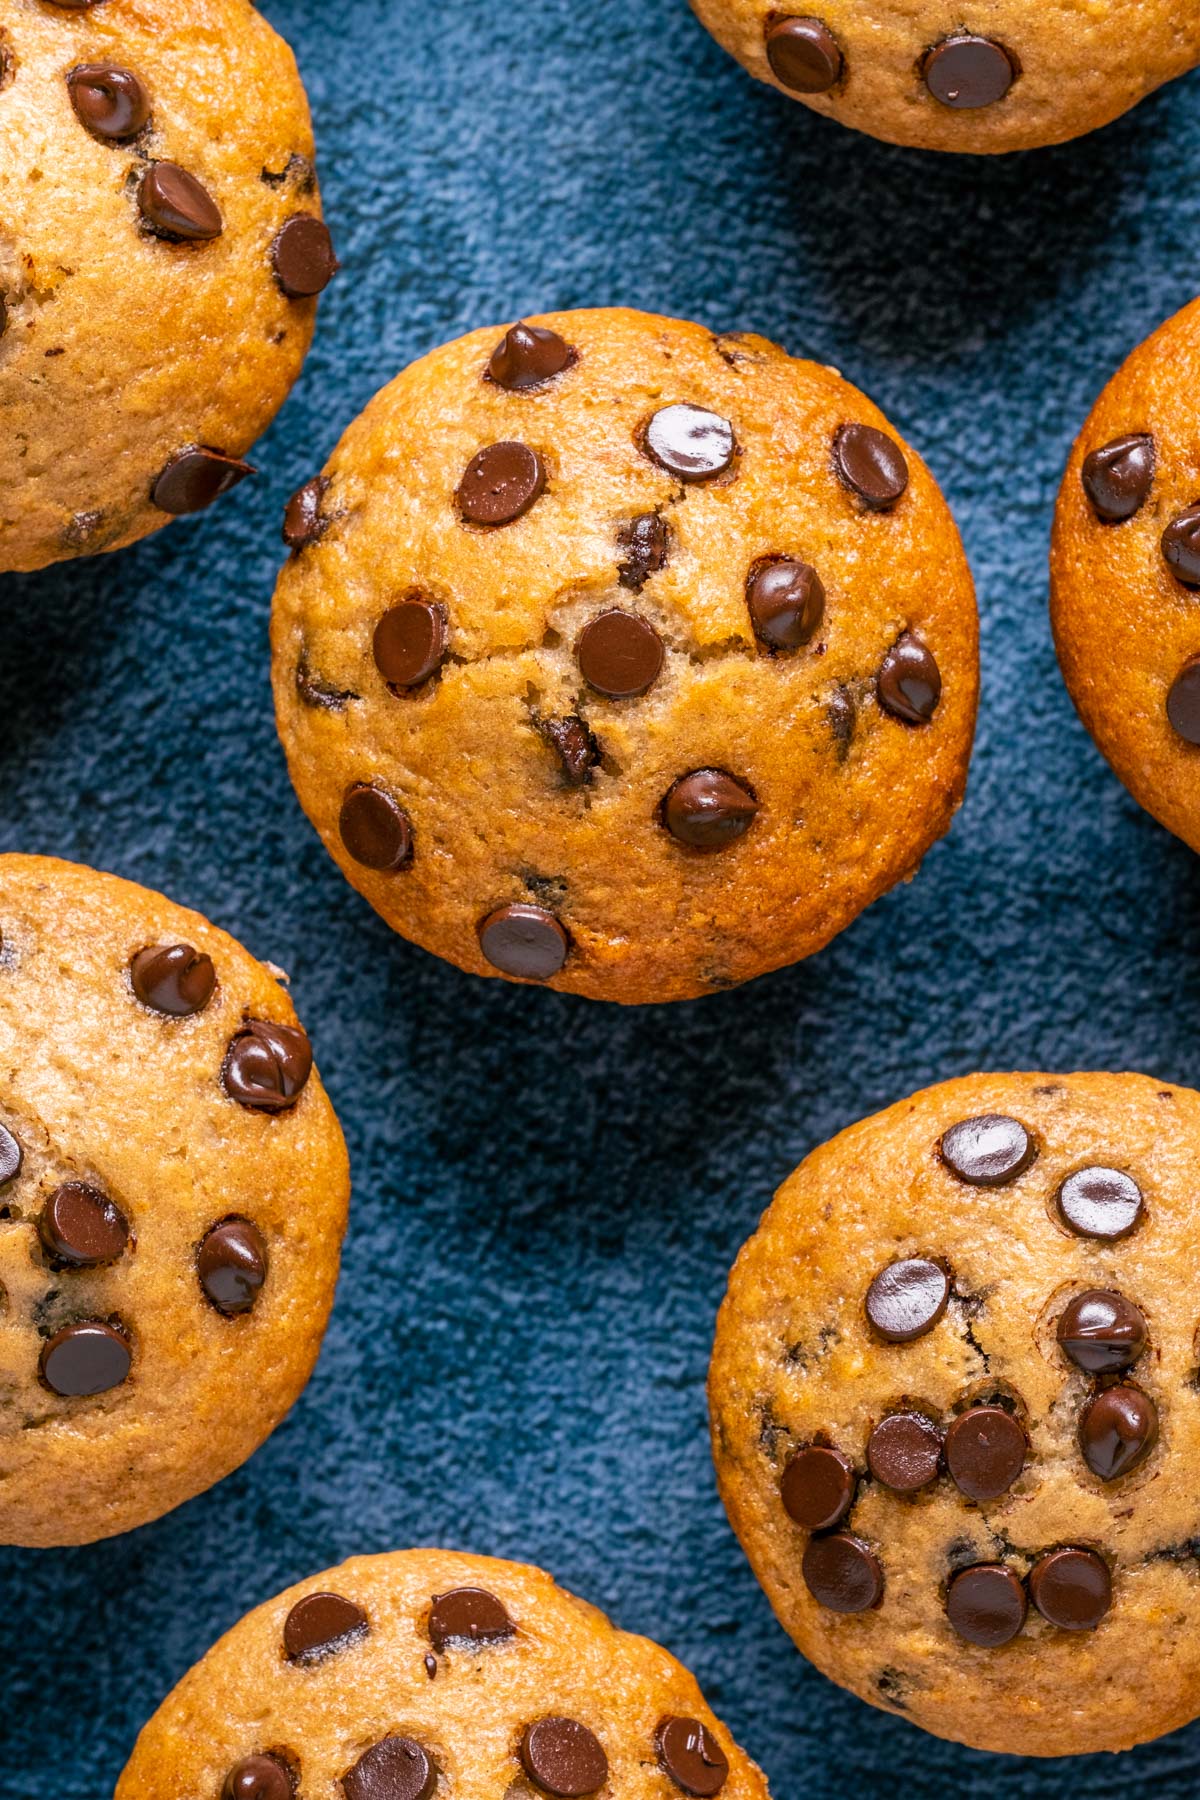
[764,16,843,93]
[67,64,150,140]
[1168,658,1200,743]
[0,1123,22,1187]
[424,1653,437,1679]
[343,1739,435,1800]
[833,424,908,510]
[478,904,568,981]
[271,214,338,298]
[1079,1385,1157,1482]
[1081,434,1155,523]
[38,1182,129,1268]
[222,1019,312,1113]
[745,557,825,650]
[780,1444,855,1530]
[945,1406,1026,1502]
[1028,1548,1111,1630]
[296,660,355,710]
[542,714,601,784]
[924,36,1017,109]
[427,1585,514,1652]
[1162,507,1200,587]
[519,1718,608,1797]
[1058,1291,1147,1374]
[877,633,941,723]
[865,1257,949,1343]
[283,1592,368,1664]
[138,161,222,240]
[130,942,216,1016]
[283,475,331,549]
[867,1412,942,1492]
[577,609,664,697]
[198,1218,268,1316]
[373,600,448,690]
[644,404,735,482]
[940,1114,1035,1187]
[662,769,758,850]
[617,512,670,590]
[945,1565,1026,1646]
[655,1717,729,1797]
[339,784,414,871]
[222,1755,293,1800]
[456,442,545,525]
[152,447,254,515]
[1056,1167,1144,1240]
[40,1321,131,1397]
[488,321,574,390]
[802,1532,884,1613]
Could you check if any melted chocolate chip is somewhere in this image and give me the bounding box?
[427,1586,514,1651]
[541,714,601,784]
[1162,507,1200,587]
[1056,1167,1144,1240]
[577,609,664,697]
[38,1182,129,1268]
[0,1123,22,1187]
[67,64,150,140]
[373,600,448,690]
[644,404,736,482]
[130,942,216,1016]
[617,512,670,590]
[198,1218,268,1316]
[343,1739,435,1800]
[1168,659,1200,744]
[456,442,545,525]
[519,1718,609,1797]
[488,322,574,390]
[283,475,331,549]
[662,769,758,850]
[802,1532,884,1613]
[764,17,843,93]
[944,1406,1027,1502]
[283,1592,368,1664]
[1028,1548,1111,1630]
[924,36,1017,109]
[945,1564,1026,1646]
[1058,1291,1147,1374]
[1079,1385,1157,1481]
[138,161,223,240]
[296,660,355,710]
[152,447,254,515]
[478,904,568,981]
[655,1717,729,1797]
[222,1019,312,1113]
[780,1444,855,1530]
[877,634,941,724]
[1081,434,1155,523]
[222,1755,293,1800]
[271,215,338,297]
[745,558,825,650]
[40,1321,131,1397]
[339,784,414,871]
[865,1257,949,1342]
[867,1412,942,1492]
[940,1114,1035,1186]
[833,424,908,510]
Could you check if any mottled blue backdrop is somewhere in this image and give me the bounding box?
[4,3,1200,1794]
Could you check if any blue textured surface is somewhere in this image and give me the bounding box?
[4,2,1200,1793]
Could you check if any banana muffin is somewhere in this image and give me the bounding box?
[711,1071,1200,1756]
[272,307,978,1004]
[0,0,337,574]
[0,854,349,1546]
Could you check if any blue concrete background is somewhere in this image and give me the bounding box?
[4,2,1200,1793]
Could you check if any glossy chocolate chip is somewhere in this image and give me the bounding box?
[152,447,254,515]
[373,600,448,690]
[745,558,825,650]
[802,1532,883,1613]
[1079,1385,1157,1482]
[764,17,843,93]
[38,1182,128,1268]
[283,475,331,549]
[1058,1291,1147,1374]
[833,424,908,510]
[924,36,1017,109]
[427,1585,514,1651]
[617,512,670,591]
[222,1019,312,1113]
[478,904,568,981]
[339,784,414,872]
[456,442,545,525]
[1168,659,1200,743]
[271,215,338,297]
[865,1257,949,1343]
[139,161,222,240]
[0,1123,22,1187]
[519,1718,608,1797]
[343,1738,435,1800]
[945,1406,1026,1502]
[661,769,758,850]
[780,1444,855,1530]
[1056,1167,1144,1240]
[198,1219,268,1316]
[1081,434,1155,523]
[488,322,574,390]
[1162,507,1200,587]
[222,1755,293,1800]
[644,404,735,482]
[867,1412,942,1492]
[283,1592,368,1663]
[655,1717,729,1797]
[67,64,150,140]
[940,1114,1035,1187]
[130,942,216,1016]
[945,1564,1026,1646]
[40,1321,131,1397]
[877,634,941,724]
[542,714,601,784]
[1027,1547,1111,1632]
[577,609,664,697]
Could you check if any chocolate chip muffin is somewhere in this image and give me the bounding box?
[0,854,348,1547]
[0,0,338,575]
[689,4,1200,154]
[709,1071,1200,1756]
[116,1548,771,1798]
[271,308,977,1004]
[1051,299,1200,855]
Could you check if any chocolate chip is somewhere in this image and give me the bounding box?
[339,784,414,871]
[1056,1167,1144,1240]
[271,214,338,298]
[940,1114,1035,1187]
[745,557,825,650]
[655,1717,729,1797]
[222,1755,293,1800]
[833,424,908,510]
[1028,1548,1111,1630]
[802,1532,884,1613]
[1079,1385,1157,1481]
[198,1218,268,1316]
[38,1182,129,1268]
[343,1739,435,1800]
[296,660,355,710]
[924,36,1017,109]
[644,404,736,482]
[283,475,331,549]
[945,1565,1026,1646]
[283,1592,368,1664]
[662,769,758,850]
[138,161,223,240]
[1081,434,1155,523]
[541,714,601,784]
[0,1123,22,1187]
[488,321,574,390]
[780,1444,855,1530]
[865,1257,949,1342]
[130,942,216,1016]
[1058,1291,1147,1374]
[877,633,941,723]
[478,904,568,981]
[945,1406,1026,1501]
[1168,659,1200,743]
[764,17,843,93]
[428,1585,514,1652]
[1162,507,1200,587]
[456,442,545,525]
[152,447,254,515]
[40,1321,131,1397]
[373,600,448,690]
[577,609,664,697]
[519,1719,608,1797]
[424,1653,437,1679]
[827,687,855,759]
[867,1412,942,1492]
[617,512,670,590]
[222,1019,312,1113]
[67,64,150,140]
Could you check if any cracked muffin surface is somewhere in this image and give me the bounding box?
[689,2,1200,154]
[272,307,977,1005]
[0,0,336,574]
[116,1547,772,1800]
[0,854,349,1547]
[710,1072,1200,1756]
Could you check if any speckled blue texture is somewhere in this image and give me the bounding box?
[4,2,1200,1793]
